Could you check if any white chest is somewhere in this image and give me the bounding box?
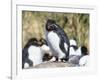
[28,46,43,66]
[47,31,60,51]
[47,31,65,58]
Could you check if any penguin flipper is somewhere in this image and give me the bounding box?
[59,38,69,61]
[59,38,68,54]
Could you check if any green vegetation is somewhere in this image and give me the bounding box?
[22,11,89,50]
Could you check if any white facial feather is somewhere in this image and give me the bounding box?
[47,31,65,59]
[28,46,43,66]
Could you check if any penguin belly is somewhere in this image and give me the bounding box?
[28,45,43,66]
[47,31,66,59]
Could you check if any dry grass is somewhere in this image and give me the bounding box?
[22,11,89,51]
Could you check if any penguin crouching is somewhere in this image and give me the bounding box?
[22,38,43,69]
[22,38,38,69]
[69,45,88,66]
[45,19,70,62]
[39,38,53,62]
[78,46,89,66]
[28,45,43,67]
[79,55,89,66]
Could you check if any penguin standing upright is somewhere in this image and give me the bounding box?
[45,19,70,62]
[68,39,79,65]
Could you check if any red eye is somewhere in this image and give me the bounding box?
[47,25,53,31]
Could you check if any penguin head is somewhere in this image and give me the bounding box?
[46,19,57,31]
[39,38,48,46]
[81,46,88,55]
[26,38,39,47]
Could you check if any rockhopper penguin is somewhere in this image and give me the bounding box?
[69,45,88,66]
[45,19,70,62]
[22,38,42,69]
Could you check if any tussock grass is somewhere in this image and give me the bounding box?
[22,11,89,52]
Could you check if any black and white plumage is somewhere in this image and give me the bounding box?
[75,46,88,56]
[39,38,53,61]
[69,39,78,56]
[77,46,89,66]
[22,38,43,69]
[69,43,88,66]
[45,19,70,62]
[68,39,79,65]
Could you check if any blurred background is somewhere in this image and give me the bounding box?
[22,11,89,51]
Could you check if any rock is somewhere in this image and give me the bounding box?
[33,61,76,68]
